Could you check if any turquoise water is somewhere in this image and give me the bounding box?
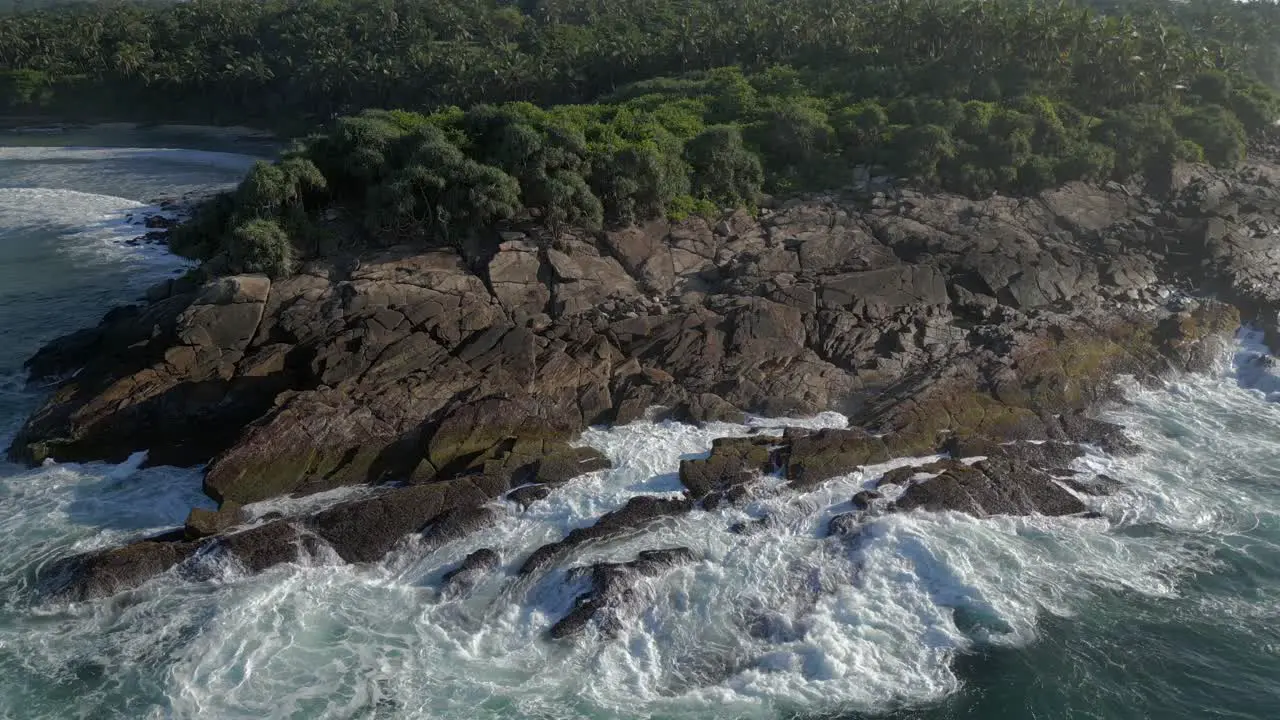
[872,366,1280,718]
[0,140,1278,719]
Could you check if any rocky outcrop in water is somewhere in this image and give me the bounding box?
[15,154,1280,605]
[549,547,700,640]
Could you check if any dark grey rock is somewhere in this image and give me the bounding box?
[549,547,699,639]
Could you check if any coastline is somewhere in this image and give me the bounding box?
[0,137,271,272]
[2,0,1279,712]
[2,126,1280,720]
[10,149,1279,604]
[0,120,281,156]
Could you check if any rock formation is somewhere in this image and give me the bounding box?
[13,155,1280,608]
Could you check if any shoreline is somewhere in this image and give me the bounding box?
[0,118,276,139]
[0,121,282,156]
[8,154,1273,604]
[3,142,1280,715]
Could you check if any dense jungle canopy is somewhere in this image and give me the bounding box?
[2,0,1278,274]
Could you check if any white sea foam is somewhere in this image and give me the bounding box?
[137,387,1270,719]
[4,343,1276,719]
[4,343,1280,718]
[0,186,189,272]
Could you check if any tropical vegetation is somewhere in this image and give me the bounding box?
[2,0,1278,275]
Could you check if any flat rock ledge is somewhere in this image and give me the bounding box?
[16,155,1280,606]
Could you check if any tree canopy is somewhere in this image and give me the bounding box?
[6,0,1280,274]
[1,0,1278,130]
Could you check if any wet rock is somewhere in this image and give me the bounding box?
[1060,473,1125,496]
[827,512,862,537]
[946,437,1087,470]
[421,505,499,547]
[45,448,606,599]
[20,325,109,382]
[548,547,698,639]
[44,519,303,601]
[520,496,696,575]
[507,484,552,510]
[522,445,612,486]
[683,392,747,424]
[701,483,757,510]
[850,489,882,510]
[213,520,304,573]
[892,455,1086,517]
[728,516,773,535]
[679,435,778,500]
[876,465,926,487]
[183,501,246,540]
[441,548,501,592]
[1003,440,1085,468]
[1054,412,1140,455]
[784,428,890,489]
[1155,304,1241,374]
[9,274,279,468]
[42,537,200,602]
[310,476,501,564]
[144,214,179,230]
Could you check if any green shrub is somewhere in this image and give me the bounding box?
[168,192,236,261]
[1228,85,1280,134]
[228,219,295,277]
[887,98,921,125]
[1017,155,1058,193]
[1054,142,1116,184]
[919,98,965,131]
[749,98,835,173]
[1174,139,1206,164]
[684,125,764,206]
[1189,71,1232,106]
[891,124,956,186]
[1174,105,1246,167]
[1092,106,1179,178]
[666,195,720,222]
[833,100,890,162]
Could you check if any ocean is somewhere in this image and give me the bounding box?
[0,134,1277,720]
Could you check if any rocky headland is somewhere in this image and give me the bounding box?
[11,152,1280,634]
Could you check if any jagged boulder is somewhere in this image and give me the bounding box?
[442,548,501,593]
[679,435,778,502]
[549,547,699,639]
[891,458,1086,517]
[520,496,695,575]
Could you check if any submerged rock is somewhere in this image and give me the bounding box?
[729,516,774,535]
[549,547,699,640]
[520,496,696,575]
[827,512,863,537]
[851,489,882,510]
[442,548,501,593]
[42,520,305,602]
[43,537,201,602]
[891,457,1087,517]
